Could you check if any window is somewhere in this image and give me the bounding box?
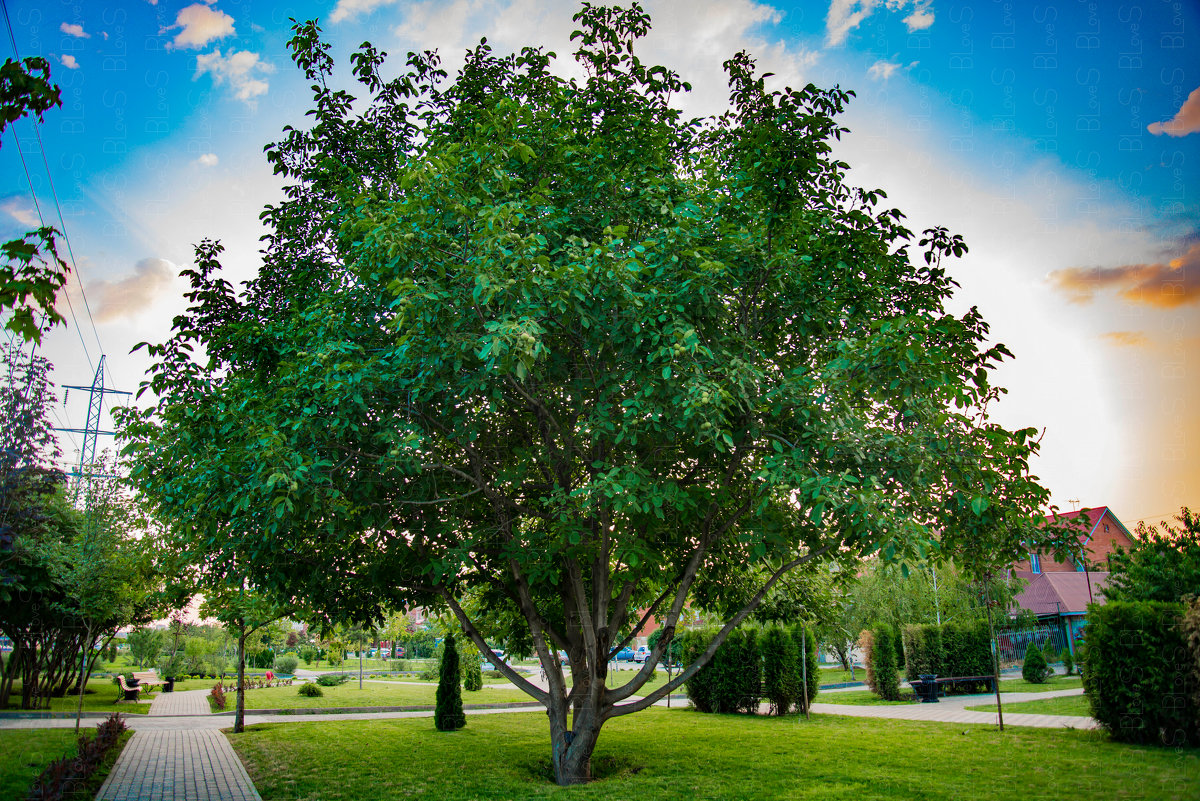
[1030,552,1041,574]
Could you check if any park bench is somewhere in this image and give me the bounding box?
[910,674,996,702]
[132,670,164,689]
[115,675,142,703]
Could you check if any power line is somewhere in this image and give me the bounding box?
[1,0,103,370]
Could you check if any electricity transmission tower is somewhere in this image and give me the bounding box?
[56,355,131,504]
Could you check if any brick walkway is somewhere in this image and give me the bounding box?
[96,729,261,801]
[150,689,213,717]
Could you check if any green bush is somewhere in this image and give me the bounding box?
[389,659,408,671]
[298,682,323,697]
[902,623,942,682]
[274,654,299,674]
[1022,642,1051,684]
[790,622,820,713]
[1042,639,1058,663]
[870,623,901,701]
[1061,648,1075,675]
[435,633,465,731]
[761,625,799,715]
[315,673,348,687]
[299,646,318,665]
[681,626,761,714]
[940,619,991,678]
[1084,600,1198,746]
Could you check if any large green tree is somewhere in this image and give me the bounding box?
[1104,508,1200,603]
[119,5,1070,784]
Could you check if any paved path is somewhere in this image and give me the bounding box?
[87,688,263,800]
[150,689,212,717]
[96,729,261,801]
[810,687,1098,729]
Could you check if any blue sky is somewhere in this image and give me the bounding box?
[2,0,1198,527]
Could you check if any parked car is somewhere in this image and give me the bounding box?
[615,647,635,662]
[633,646,650,663]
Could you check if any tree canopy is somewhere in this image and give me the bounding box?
[1104,508,1200,603]
[119,4,1071,784]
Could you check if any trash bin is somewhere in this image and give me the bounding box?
[916,674,939,703]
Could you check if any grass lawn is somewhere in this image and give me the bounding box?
[3,678,155,715]
[0,726,133,800]
[231,681,535,710]
[966,695,1093,717]
[229,707,1199,800]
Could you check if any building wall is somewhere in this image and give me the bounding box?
[1011,508,1134,576]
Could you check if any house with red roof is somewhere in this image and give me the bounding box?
[1007,506,1135,649]
[1010,506,1134,579]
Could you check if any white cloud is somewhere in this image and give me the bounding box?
[331,0,402,24]
[867,59,900,80]
[903,7,935,31]
[195,153,219,167]
[60,54,80,70]
[826,0,878,46]
[1148,86,1200,137]
[60,22,90,38]
[826,0,934,46]
[195,49,273,105]
[171,3,235,49]
[89,257,179,323]
[1,196,40,228]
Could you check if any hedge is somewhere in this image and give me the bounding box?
[681,627,761,714]
[1083,600,1199,746]
[902,619,992,693]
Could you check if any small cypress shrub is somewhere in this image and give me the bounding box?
[858,629,877,693]
[1061,648,1074,676]
[298,682,323,697]
[1022,642,1051,684]
[435,633,465,731]
[870,623,901,701]
[1042,638,1058,663]
[761,625,798,715]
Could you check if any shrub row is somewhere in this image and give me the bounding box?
[864,623,902,700]
[27,713,127,801]
[1084,599,1200,746]
[681,624,819,715]
[901,618,992,692]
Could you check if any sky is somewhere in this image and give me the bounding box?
[2,0,1197,532]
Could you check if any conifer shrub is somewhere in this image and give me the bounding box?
[858,629,876,693]
[681,626,761,714]
[1061,648,1074,676]
[761,625,798,715]
[870,623,902,700]
[1084,600,1198,746]
[435,633,465,731]
[298,682,323,697]
[1022,641,1051,684]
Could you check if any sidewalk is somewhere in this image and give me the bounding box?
[809,687,1097,730]
[90,688,264,800]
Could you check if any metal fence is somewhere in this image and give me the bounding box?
[994,624,1070,664]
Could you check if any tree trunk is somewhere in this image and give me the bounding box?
[74,623,97,732]
[235,622,247,733]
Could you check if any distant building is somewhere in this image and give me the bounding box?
[1010,506,1134,580]
[1007,506,1134,652]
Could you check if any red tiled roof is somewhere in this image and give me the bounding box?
[1013,571,1110,616]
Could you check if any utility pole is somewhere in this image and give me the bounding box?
[55,355,131,504]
